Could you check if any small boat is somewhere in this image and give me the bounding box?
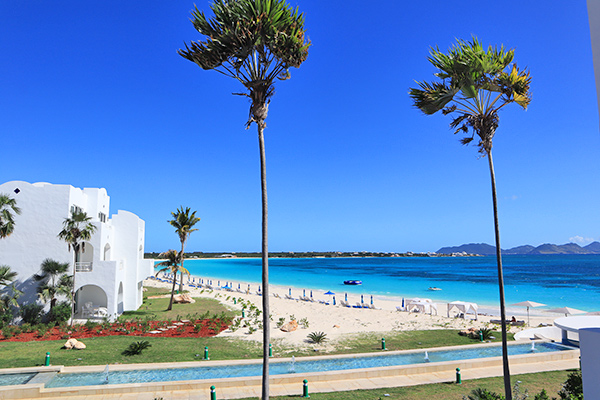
[344,280,362,285]
[428,287,442,291]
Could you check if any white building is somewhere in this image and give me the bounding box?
[0,181,154,320]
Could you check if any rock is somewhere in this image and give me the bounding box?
[280,320,298,332]
[74,341,86,350]
[173,294,195,304]
[63,338,78,349]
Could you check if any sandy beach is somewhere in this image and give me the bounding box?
[145,274,561,349]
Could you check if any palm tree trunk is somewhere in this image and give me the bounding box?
[487,150,512,400]
[258,123,270,400]
[70,248,78,327]
[168,273,177,311]
[179,243,185,293]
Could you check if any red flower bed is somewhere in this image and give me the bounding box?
[0,319,230,342]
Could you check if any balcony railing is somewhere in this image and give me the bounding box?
[75,262,93,272]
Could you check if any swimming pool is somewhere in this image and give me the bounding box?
[45,342,573,388]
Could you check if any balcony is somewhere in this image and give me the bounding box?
[75,262,93,272]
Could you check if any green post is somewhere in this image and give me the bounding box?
[381,337,386,350]
[302,379,309,398]
[456,367,461,384]
[210,385,216,400]
[204,346,209,360]
[269,343,273,357]
[479,330,483,342]
[44,352,50,366]
[242,308,245,318]
[234,298,237,305]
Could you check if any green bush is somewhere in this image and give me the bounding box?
[463,388,504,400]
[558,370,583,399]
[20,304,43,325]
[122,340,152,356]
[48,302,71,324]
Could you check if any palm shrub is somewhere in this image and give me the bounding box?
[410,37,531,400]
[558,370,583,400]
[122,340,152,356]
[463,388,504,400]
[307,331,327,344]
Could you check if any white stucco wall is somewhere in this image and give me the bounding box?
[0,181,152,319]
[580,327,600,398]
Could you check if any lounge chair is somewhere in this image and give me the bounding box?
[285,294,294,300]
[396,306,404,312]
[81,302,94,318]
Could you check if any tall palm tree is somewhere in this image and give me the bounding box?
[34,258,72,310]
[179,1,309,397]
[169,207,200,292]
[409,37,531,400]
[57,210,97,324]
[155,250,189,311]
[0,193,21,239]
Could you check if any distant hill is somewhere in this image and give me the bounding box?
[437,241,600,255]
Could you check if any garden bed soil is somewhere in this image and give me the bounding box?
[0,319,229,342]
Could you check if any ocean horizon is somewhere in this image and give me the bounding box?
[156,255,600,312]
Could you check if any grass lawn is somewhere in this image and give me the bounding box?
[118,287,238,322]
[0,328,514,369]
[235,369,576,400]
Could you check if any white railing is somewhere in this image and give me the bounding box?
[75,262,93,272]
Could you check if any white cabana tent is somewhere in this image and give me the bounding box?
[447,301,478,320]
[406,298,438,315]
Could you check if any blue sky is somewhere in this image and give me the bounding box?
[1,1,599,253]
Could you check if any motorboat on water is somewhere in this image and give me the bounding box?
[428,287,442,291]
[344,280,362,285]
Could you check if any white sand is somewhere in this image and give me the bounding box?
[145,275,562,349]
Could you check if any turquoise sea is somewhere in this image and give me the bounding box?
[161,255,600,312]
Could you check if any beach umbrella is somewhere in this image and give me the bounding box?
[303,289,306,297]
[258,286,261,292]
[289,288,292,296]
[345,293,348,302]
[402,298,404,308]
[333,296,336,306]
[361,294,364,304]
[218,281,220,286]
[238,283,241,290]
[511,300,546,326]
[370,295,373,305]
[324,291,335,295]
[247,284,250,291]
[545,307,586,317]
[310,290,313,298]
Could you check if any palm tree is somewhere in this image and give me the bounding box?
[169,207,200,292]
[0,265,17,287]
[0,193,21,239]
[0,266,20,323]
[34,258,72,310]
[179,1,309,397]
[57,210,97,324]
[155,250,189,311]
[409,37,531,400]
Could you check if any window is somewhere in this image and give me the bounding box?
[70,205,83,215]
[98,212,107,223]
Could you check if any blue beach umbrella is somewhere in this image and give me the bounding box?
[333,296,336,306]
[238,284,241,290]
[402,298,404,308]
[289,288,292,296]
[371,295,373,305]
[345,293,348,302]
[324,291,335,296]
[310,290,313,298]
[258,286,261,292]
[218,281,220,286]
[303,289,306,297]
[361,295,364,303]
[247,284,250,291]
